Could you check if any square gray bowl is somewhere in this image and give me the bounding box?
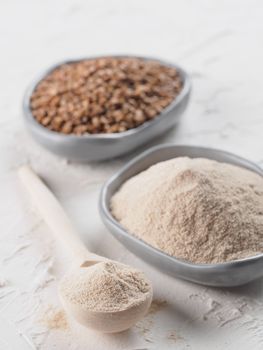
[23,56,191,162]
[99,144,263,287]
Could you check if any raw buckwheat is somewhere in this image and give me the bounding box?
[30,57,182,135]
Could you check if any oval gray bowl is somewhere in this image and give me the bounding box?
[23,56,191,162]
[99,144,263,287]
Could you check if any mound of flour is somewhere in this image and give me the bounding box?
[60,261,152,312]
[111,157,263,264]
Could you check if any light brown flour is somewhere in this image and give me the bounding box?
[111,157,263,264]
[40,306,68,330]
[148,299,168,315]
[59,261,151,312]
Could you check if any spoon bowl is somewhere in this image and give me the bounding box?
[60,264,152,333]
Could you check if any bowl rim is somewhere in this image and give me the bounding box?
[99,143,263,270]
[22,55,191,141]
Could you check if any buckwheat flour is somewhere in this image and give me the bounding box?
[111,157,263,264]
[40,306,68,330]
[59,261,152,312]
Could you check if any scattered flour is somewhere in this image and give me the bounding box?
[40,306,68,330]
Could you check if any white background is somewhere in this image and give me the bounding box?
[1,0,263,349]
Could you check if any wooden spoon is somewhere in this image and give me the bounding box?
[18,166,153,333]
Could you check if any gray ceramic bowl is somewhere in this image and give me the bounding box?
[23,56,191,162]
[99,144,263,287]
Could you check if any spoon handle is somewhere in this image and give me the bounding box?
[18,165,93,264]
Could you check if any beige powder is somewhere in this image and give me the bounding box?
[111,157,263,264]
[59,261,151,312]
[40,306,68,330]
[148,299,168,315]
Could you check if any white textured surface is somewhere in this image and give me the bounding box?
[1,0,263,349]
